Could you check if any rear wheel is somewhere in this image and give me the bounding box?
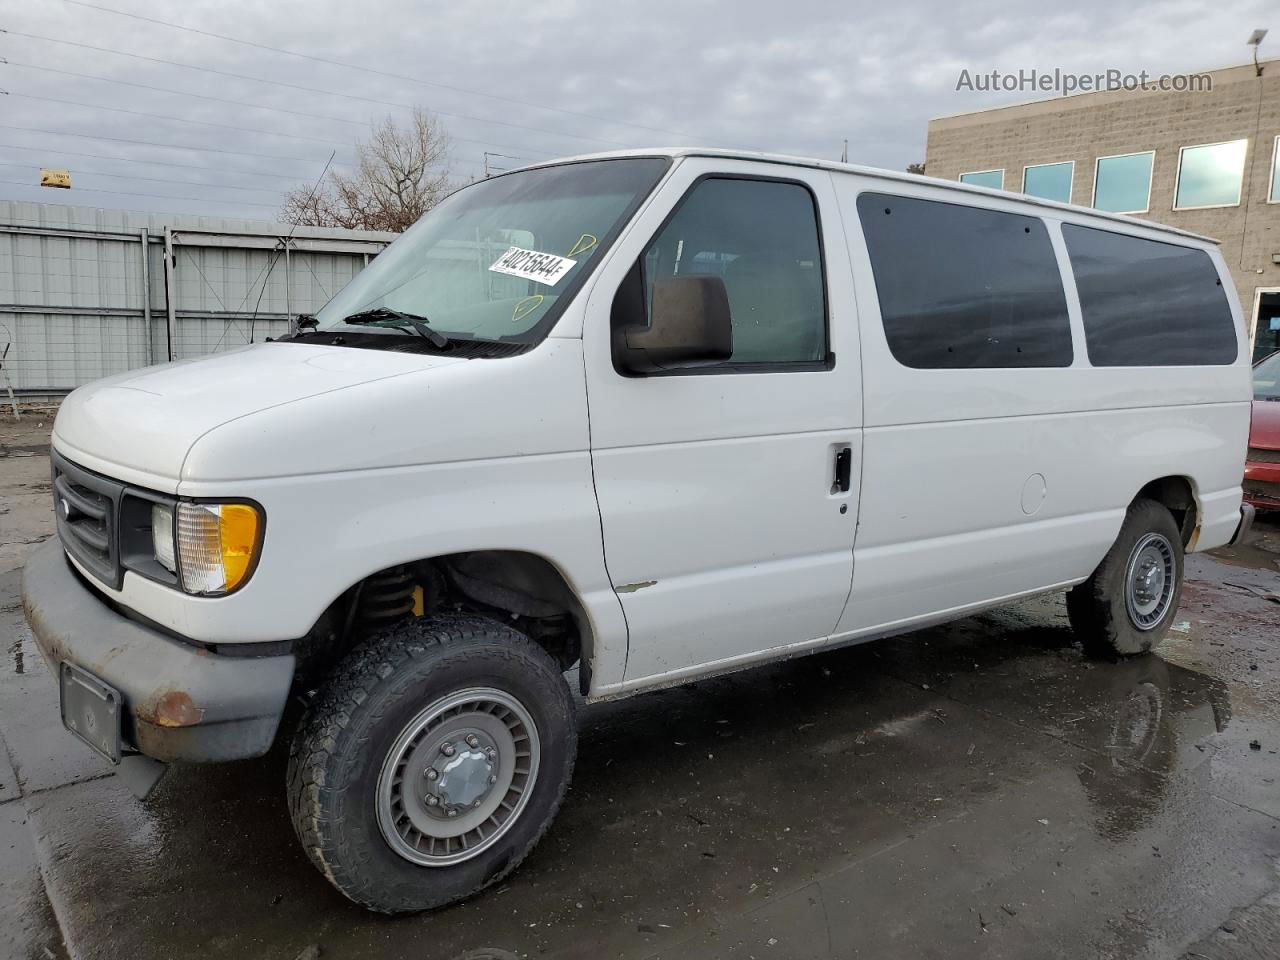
[287,614,576,914]
[1067,498,1184,657]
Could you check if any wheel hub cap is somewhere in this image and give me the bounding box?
[376,687,540,868]
[431,742,495,810]
[1125,533,1175,631]
[1133,558,1164,606]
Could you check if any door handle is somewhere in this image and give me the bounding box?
[832,447,852,494]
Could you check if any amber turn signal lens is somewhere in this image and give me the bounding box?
[218,503,260,592]
[175,502,262,594]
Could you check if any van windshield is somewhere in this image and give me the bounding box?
[311,158,669,345]
[1256,351,1280,400]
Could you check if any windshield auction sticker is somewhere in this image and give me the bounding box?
[489,246,577,286]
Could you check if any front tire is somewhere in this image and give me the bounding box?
[287,614,576,914]
[1067,498,1184,658]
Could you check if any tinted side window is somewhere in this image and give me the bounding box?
[1062,225,1238,366]
[857,193,1072,369]
[636,178,826,366]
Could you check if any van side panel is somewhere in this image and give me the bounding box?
[841,403,1247,633]
[831,174,1251,640]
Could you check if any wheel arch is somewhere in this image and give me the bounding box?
[1134,475,1199,548]
[298,549,599,696]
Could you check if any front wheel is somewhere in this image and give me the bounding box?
[1067,498,1184,658]
[287,614,576,914]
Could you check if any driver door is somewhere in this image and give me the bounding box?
[580,158,863,692]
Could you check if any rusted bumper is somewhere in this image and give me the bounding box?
[21,538,295,763]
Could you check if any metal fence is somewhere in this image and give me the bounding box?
[0,201,395,395]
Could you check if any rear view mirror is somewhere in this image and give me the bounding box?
[615,274,733,374]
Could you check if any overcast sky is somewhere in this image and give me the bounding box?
[0,0,1271,222]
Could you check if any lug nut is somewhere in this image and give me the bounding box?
[424,768,439,781]
[473,800,482,808]
[489,774,498,784]
[425,794,439,806]
[447,808,458,818]
[485,747,497,761]
[465,734,480,748]
[440,742,455,757]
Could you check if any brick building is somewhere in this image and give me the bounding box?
[925,60,1280,361]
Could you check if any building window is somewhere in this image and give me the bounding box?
[1062,224,1237,367]
[1270,135,1280,203]
[1022,161,1073,203]
[1174,139,1248,210]
[857,193,1072,369]
[1255,291,1280,363]
[1092,152,1154,214]
[958,169,1003,189]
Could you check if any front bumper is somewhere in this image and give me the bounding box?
[21,538,295,763]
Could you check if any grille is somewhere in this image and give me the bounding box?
[52,452,124,588]
[1247,447,1280,464]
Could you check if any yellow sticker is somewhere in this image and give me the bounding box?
[567,233,598,258]
[512,295,545,323]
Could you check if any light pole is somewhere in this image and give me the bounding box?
[1248,28,1268,77]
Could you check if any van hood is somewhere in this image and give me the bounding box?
[53,343,462,488]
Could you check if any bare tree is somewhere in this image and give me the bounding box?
[282,108,452,232]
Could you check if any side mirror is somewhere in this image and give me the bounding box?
[615,274,733,374]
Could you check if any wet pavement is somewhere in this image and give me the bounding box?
[0,413,54,577]
[2,419,1279,959]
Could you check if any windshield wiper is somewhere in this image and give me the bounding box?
[341,307,449,349]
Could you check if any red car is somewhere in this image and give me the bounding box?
[1246,350,1280,511]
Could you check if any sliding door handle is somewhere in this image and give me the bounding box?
[832,447,852,494]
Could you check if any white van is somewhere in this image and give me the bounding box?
[22,148,1254,913]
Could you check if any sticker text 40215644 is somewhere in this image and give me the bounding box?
[489,247,577,286]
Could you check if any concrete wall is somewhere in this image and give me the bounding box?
[925,61,1280,353]
[0,201,394,392]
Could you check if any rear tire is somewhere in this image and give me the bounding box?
[287,614,576,914]
[1067,498,1184,658]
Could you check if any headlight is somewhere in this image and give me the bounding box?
[151,504,176,573]
[151,501,263,595]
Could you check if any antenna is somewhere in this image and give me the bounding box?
[248,149,336,344]
[840,139,848,163]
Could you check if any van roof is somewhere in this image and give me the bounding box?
[520,148,1218,245]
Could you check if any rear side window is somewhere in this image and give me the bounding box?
[1062,225,1237,366]
[857,193,1072,369]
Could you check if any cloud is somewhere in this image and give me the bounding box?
[0,0,1271,220]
